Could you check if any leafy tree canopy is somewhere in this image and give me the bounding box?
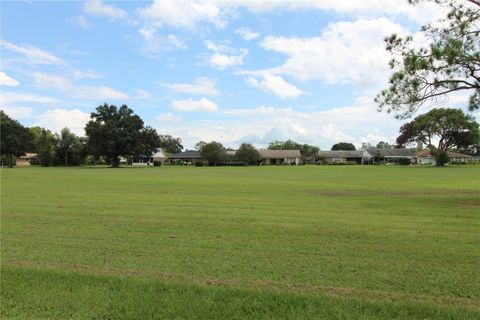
[0,110,34,167]
[195,141,207,151]
[376,0,480,118]
[376,141,393,149]
[56,128,84,167]
[199,141,227,165]
[85,103,159,167]
[331,142,356,151]
[158,134,183,154]
[30,127,57,167]
[235,143,260,165]
[396,108,480,165]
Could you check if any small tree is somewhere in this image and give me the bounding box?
[236,143,260,165]
[56,128,79,167]
[158,134,183,154]
[396,108,480,166]
[331,142,356,151]
[200,141,227,165]
[376,141,393,149]
[30,127,57,166]
[0,111,33,167]
[195,141,207,151]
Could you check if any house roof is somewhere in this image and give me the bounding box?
[168,150,201,159]
[416,150,472,158]
[317,150,367,158]
[258,149,301,159]
[151,148,167,158]
[367,148,416,157]
[19,153,38,159]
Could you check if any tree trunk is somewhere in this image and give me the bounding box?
[111,156,120,168]
[64,153,68,167]
[8,154,14,168]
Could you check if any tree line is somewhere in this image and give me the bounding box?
[1,103,479,167]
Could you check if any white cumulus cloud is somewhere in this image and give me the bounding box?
[204,40,248,70]
[36,109,90,136]
[246,18,407,89]
[171,98,218,112]
[137,0,226,30]
[245,74,303,99]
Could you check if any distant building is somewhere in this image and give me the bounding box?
[366,148,417,164]
[258,149,301,165]
[416,150,472,165]
[168,150,203,165]
[15,153,38,166]
[316,150,371,164]
[131,148,168,166]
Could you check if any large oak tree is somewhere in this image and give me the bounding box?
[85,104,159,167]
[396,108,480,165]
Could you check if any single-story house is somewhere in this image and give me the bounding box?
[168,150,203,165]
[15,153,38,166]
[316,150,371,164]
[151,148,168,164]
[131,148,168,166]
[366,148,417,164]
[416,150,472,165]
[258,149,301,165]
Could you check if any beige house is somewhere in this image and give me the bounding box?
[258,149,301,165]
[15,153,38,166]
[416,150,472,165]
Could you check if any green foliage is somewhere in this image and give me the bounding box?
[0,110,34,167]
[56,127,84,167]
[199,141,227,165]
[85,104,159,167]
[235,143,260,165]
[376,0,480,118]
[153,160,162,167]
[194,161,204,167]
[195,141,207,151]
[158,134,183,154]
[436,150,450,166]
[397,157,412,166]
[331,142,356,151]
[376,141,393,149]
[396,108,480,166]
[30,127,57,167]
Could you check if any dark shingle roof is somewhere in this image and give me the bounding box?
[367,148,416,157]
[317,150,367,158]
[258,149,301,159]
[416,150,472,158]
[168,150,201,159]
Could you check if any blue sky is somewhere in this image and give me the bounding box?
[0,0,474,149]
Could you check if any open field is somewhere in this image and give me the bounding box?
[1,165,479,319]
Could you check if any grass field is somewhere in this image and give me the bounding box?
[1,165,479,319]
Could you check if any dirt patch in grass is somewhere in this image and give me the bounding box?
[5,260,479,311]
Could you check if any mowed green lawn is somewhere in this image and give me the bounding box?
[1,165,479,319]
